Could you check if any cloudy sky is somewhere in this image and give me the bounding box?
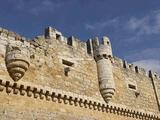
[0,0,160,74]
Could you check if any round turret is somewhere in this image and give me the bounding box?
[5,44,30,82]
[94,36,113,61]
[94,36,115,103]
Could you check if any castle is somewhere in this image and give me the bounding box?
[0,26,160,120]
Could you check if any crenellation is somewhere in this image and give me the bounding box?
[86,38,94,56]
[149,70,154,79]
[144,70,149,77]
[1,28,8,37]
[44,26,55,39]
[66,36,87,53]
[113,56,124,68]
[135,66,139,73]
[21,36,26,41]
[44,26,62,40]
[121,59,151,78]
[92,37,99,53]
[151,72,160,80]
[0,28,30,51]
[123,60,129,69]
[153,72,159,79]
[7,32,16,41]
[7,31,16,37]
[60,36,68,44]
[0,26,160,120]
[102,36,110,45]
[67,36,78,47]
[128,64,135,72]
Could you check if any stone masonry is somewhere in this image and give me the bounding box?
[0,26,160,120]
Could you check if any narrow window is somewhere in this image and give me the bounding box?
[62,59,74,67]
[128,84,136,90]
[62,59,74,77]
[64,67,70,76]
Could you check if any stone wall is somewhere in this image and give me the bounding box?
[0,27,159,120]
[113,58,159,113]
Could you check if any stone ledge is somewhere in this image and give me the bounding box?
[0,79,159,120]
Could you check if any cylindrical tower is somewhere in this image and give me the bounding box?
[94,36,115,103]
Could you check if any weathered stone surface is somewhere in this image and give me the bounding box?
[0,26,159,120]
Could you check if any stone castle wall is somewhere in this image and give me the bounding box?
[0,26,160,120]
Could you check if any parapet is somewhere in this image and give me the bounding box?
[0,27,27,42]
[115,58,160,79]
[0,27,30,57]
[44,27,88,54]
[149,70,160,80]
[0,26,159,80]
[0,26,160,119]
[44,26,62,40]
[86,36,113,57]
[44,27,113,56]
[67,36,87,52]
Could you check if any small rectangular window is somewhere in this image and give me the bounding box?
[62,59,74,67]
[64,67,70,76]
[128,84,136,90]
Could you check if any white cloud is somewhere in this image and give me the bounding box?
[29,0,63,16]
[120,10,160,43]
[125,48,160,61]
[85,18,119,31]
[125,48,160,74]
[8,0,65,16]
[127,10,160,35]
[84,10,160,44]
[133,59,160,74]
[85,10,160,36]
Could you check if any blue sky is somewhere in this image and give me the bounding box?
[0,0,160,73]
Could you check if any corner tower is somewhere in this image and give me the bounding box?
[93,36,115,103]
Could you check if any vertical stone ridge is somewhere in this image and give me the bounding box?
[149,71,160,111]
[93,36,115,103]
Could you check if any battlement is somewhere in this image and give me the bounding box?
[0,26,158,78]
[122,60,147,75]
[44,27,115,57]
[149,70,160,80]
[0,27,27,41]
[113,57,160,79]
[0,26,160,120]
